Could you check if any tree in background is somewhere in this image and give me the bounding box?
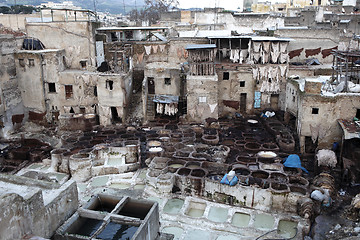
[129,0,178,24]
[0,5,38,14]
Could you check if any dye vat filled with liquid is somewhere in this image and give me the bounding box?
[96,222,139,240]
[66,217,103,237]
[231,212,251,227]
[163,199,184,214]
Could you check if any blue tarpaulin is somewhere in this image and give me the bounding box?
[220,174,239,186]
[283,154,309,174]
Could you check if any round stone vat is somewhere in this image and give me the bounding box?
[262,143,279,152]
[244,142,261,152]
[167,159,186,172]
[177,167,191,176]
[186,162,201,169]
[190,169,206,178]
[251,170,269,179]
[202,135,219,145]
[233,167,250,176]
[270,172,288,183]
[271,182,289,192]
[290,185,307,195]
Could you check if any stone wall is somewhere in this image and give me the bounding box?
[0,175,78,239]
[25,21,98,69]
[187,75,219,122]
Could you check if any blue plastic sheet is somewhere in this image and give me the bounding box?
[220,174,239,186]
[283,154,309,174]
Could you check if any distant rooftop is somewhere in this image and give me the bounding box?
[185,44,217,50]
[97,26,171,31]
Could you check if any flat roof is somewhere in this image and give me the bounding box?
[185,44,217,50]
[251,36,292,41]
[97,26,171,31]
[338,119,360,140]
[208,35,252,39]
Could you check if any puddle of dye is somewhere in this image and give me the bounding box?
[208,207,228,223]
[70,218,103,237]
[107,157,124,166]
[108,183,130,189]
[186,208,204,218]
[162,227,184,240]
[91,176,109,187]
[278,220,298,238]
[134,184,145,190]
[169,164,183,168]
[186,229,211,240]
[231,212,250,227]
[29,164,42,169]
[216,235,240,240]
[253,214,274,229]
[96,222,138,240]
[163,199,184,214]
[187,164,200,169]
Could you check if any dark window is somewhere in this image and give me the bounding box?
[80,60,87,68]
[356,109,360,119]
[65,85,73,99]
[48,83,56,93]
[80,107,86,114]
[164,78,171,85]
[223,72,229,80]
[94,86,98,96]
[293,96,295,102]
[19,59,25,67]
[106,80,114,90]
[240,81,245,87]
[70,107,75,113]
[312,108,319,114]
[28,59,34,66]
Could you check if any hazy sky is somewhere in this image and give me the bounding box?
[178,0,243,11]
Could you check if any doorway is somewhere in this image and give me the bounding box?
[110,107,122,123]
[240,93,247,113]
[147,77,155,94]
[270,94,279,110]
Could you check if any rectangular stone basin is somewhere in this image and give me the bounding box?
[117,198,153,220]
[163,199,184,214]
[253,213,275,230]
[278,220,298,238]
[66,217,104,237]
[185,202,206,218]
[96,221,139,240]
[208,207,228,223]
[231,212,251,227]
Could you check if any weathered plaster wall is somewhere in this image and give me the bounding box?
[0,14,40,31]
[234,14,285,31]
[298,93,360,151]
[97,73,132,125]
[187,75,219,122]
[284,81,300,116]
[217,67,254,117]
[145,62,182,96]
[58,71,99,115]
[276,28,339,63]
[25,21,97,69]
[0,176,78,239]
[15,52,46,113]
[0,35,24,136]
